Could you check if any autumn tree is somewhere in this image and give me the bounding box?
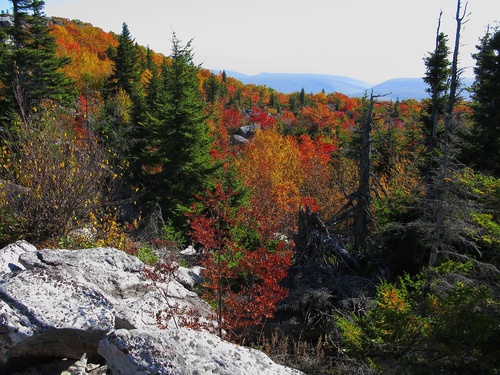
[236,127,303,238]
[0,105,112,244]
[188,182,291,339]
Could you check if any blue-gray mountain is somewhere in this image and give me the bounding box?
[223,71,473,101]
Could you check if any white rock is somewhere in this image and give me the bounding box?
[99,328,304,375]
[17,247,214,330]
[0,240,36,276]
[175,265,203,290]
[180,245,196,255]
[0,244,302,375]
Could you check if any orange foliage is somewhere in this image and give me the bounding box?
[328,92,359,113]
[222,107,244,131]
[236,128,303,237]
[248,107,276,129]
[280,110,297,127]
[300,103,339,132]
[50,18,118,92]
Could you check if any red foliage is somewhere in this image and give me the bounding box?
[298,134,336,167]
[249,106,276,129]
[221,108,243,131]
[188,182,291,339]
[300,103,338,133]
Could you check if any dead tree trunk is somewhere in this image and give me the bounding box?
[354,92,375,253]
[446,0,468,117]
[428,11,444,153]
[420,0,469,314]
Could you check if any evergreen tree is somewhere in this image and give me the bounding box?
[202,72,220,104]
[463,27,500,177]
[107,23,141,98]
[0,0,76,126]
[299,87,306,107]
[423,30,451,151]
[143,33,215,230]
[103,22,147,192]
[144,50,161,111]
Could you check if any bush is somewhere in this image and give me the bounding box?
[338,265,500,374]
[136,243,159,265]
[0,105,115,245]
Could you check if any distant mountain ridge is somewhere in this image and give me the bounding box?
[225,71,371,96]
[366,77,474,101]
[223,71,474,101]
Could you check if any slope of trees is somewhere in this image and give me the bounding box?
[0,2,499,373]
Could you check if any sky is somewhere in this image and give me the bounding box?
[1,0,498,84]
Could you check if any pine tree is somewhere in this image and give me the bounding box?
[203,72,220,104]
[423,27,451,151]
[144,50,161,111]
[102,22,147,192]
[0,0,76,126]
[143,33,215,230]
[463,27,500,177]
[107,23,141,98]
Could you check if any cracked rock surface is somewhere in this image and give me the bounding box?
[0,241,303,374]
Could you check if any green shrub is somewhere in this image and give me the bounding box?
[136,244,159,266]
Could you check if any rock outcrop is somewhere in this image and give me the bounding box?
[99,328,301,375]
[0,241,302,375]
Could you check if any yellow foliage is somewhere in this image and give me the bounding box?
[236,128,303,233]
[377,284,408,313]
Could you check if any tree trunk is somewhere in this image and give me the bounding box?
[446,0,468,117]
[354,92,375,253]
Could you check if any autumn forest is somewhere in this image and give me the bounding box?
[0,0,499,373]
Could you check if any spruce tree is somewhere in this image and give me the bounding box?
[423,30,451,151]
[144,48,161,111]
[202,72,220,104]
[143,33,215,230]
[107,23,141,98]
[463,27,500,177]
[103,22,147,191]
[0,0,76,126]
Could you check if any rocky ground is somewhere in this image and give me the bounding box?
[0,241,303,375]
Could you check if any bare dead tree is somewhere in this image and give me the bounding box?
[446,0,469,116]
[353,92,375,252]
[429,11,444,152]
[354,91,389,253]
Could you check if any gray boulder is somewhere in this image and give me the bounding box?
[99,328,303,375]
[0,243,303,374]
[236,123,261,139]
[230,134,250,145]
[0,240,36,275]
